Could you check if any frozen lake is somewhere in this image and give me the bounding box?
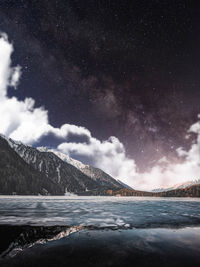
[1,196,200,266]
[0,196,200,228]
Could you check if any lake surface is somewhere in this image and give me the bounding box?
[0,196,200,228]
[0,196,200,267]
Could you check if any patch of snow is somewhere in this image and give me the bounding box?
[37,146,49,152]
[39,161,43,172]
[43,149,88,170]
[65,188,77,196]
[56,164,61,183]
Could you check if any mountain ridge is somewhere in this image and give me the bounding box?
[0,134,199,197]
[47,149,125,189]
[0,136,61,195]
[0,135,124,195]
[152,179,200,193]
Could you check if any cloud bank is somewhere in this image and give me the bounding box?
[0,32,199,190]
[134,119,200,190]
[0,33,137,184]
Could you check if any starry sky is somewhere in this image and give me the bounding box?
[0,0,200,175]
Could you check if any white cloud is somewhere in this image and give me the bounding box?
[0,33,51,143]
[57,118,200,191]
[0,32,199,191]
[58,136,137,181]
[0,32,138,184]
[132,118,200,191]
[9,65,22,89]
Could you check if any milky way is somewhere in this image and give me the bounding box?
[0,0,200,172]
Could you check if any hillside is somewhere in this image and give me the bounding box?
[0,135,124,195]
[0,135,199,197]
[0,136,61,195]
[45,149,123,189]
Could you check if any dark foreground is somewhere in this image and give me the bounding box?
[1,196,200,266]
[1,225,200,267]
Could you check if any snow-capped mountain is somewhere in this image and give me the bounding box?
[152,179,200,193]
[0,135,124,195]
[0,135,60,195]
[6,138,107,194]
[38,148,86,170]
[1,134,200,197]
[38,148,124,189]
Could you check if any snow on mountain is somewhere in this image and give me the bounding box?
[1,135,124,193]
[152,179,200,192]
[46,149,87,170]
[0,135,61,195]
[37,147,123,189]
[4,139,106,194]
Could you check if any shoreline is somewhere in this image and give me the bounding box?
[0,195,200,199]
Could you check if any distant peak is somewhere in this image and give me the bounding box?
[152,178,200,192]
[37,146,49,152]
[0,134,25,148]
[51,150,87,169]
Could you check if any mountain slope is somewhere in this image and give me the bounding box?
[0,136,61,195]
[0,135,199,197]
[7,141,102,194]
[46,150,124,189]
[5,137,123,194]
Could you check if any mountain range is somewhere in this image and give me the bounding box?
[0,135,124,195]
[0,134,199,197]
[152,179,200,193]
[38,148,130,190]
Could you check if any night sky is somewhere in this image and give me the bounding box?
[0,0,200,177]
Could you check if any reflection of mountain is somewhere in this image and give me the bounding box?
[0,135,124,195]
[152,180,200,193]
